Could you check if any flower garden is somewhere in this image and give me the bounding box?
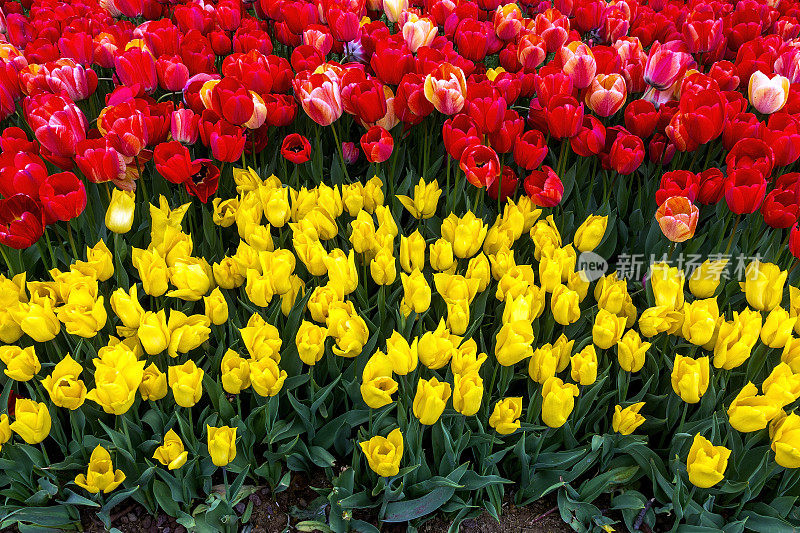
[0,0,800,530]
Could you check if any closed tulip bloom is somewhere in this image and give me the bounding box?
[612,403,646,435]
[0,415,9,452]
[140,363,168,401]
[528,343,560,384]
[682,298,720,346]
[0,345,39,381]
[553,334,575,373]
[296,321,327,366]
[686,434,730,488]
[207,425,237,467]
[453,372,483,416]
[429,238,455,272]
[762,363,800,408]
[585,73,627,117]
[761,307,796,349]
[656,196,699,243]
[617,330,650,372]
[153,430,188,470]
[168,360,204,408]
[748,71,789,115]
[489,397,523,435]
[385,330,418,375]
[360,428,403,477]
[221,349,250,394]
[573,215,607,252]
[11,297,60,343]
[200,287,228,326]
[688,259,728,299]
[650,263,685,310]
[324,249,358,297]
[73,240,114,282]
[441,211,488,259]
[592,309,627,349]
[792,288,800,336]
[397,178,441,220]
[399,230,425,273]
[401,269,431,316]
[75,445,126,494]
[671,354,710,404]
[212,198,238,228]
[327,301,369,357]
[782,337,800,373]
[742,261,786,312]
[361,351,398,409]
[551,284,581,325]
[371,249,397,286]
[138,310,171,355]
[240,314,282,362]
[727,382,781,433]
[41,353,86,409]
[571,345,598,386]
[131,247,169,297]
[495,320,534,366]
[10,399,51,444]
[402,15,437,53]
[413,377,451,425]
[713,310,761,370]
[771,412,800,469]
[293,71,343,127]
[541,377,579,428]
[423,63,467,115]
[250,357,287,397]
[105,188,135,234]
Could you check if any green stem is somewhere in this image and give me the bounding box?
[0,245,15,276]
[724,214,742,256]
[67,222,79,261]
[330,120,350,183]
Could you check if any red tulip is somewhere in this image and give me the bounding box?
[726,138,774,180]
[210,77,255,127]
[263,94,297,128]
[185,161,220,204]
[0,151,47,200]
[696,168,725,205]
[455,18,489,62]
[342,141,359,164]
[459,144,500,189]
[524,166,563,207]
[761,189,799,229]
[114,47,158,95]
[608,128,645,175]
[156,55,190,92]
[488,109,524,154]
[624,99,659,138]
[643,41,691,90]
[281,133,312,164]
[571,115,606,157]
[466,83,506,135]
[0,194,43,249]
[394,72,434,126]
[545,94,583,140]
[789,223,800,259]
[487,166,518,201]
[341,75,388,125]
[39,172,86,223]
[513,129,548,171]
[171,107,200,145]
[724,168,767,214]
[656,171,698,206]
[360,125,393,163]
[442,113,480,161]
[75,140,126,185]
[154,141,202,184]
[200,118,246,163]
[762,113,800,168]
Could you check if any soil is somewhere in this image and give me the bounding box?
[78,471,572,533]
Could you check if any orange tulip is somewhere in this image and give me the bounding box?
[655,196,699,243]
[423,63,467,115]
[585,73,627,117]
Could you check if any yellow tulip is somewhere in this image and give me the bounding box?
[688,259,728,299]
[324,249,358,297]
[221,349,251,394]
[541,377,579,428]
[138,310,171,355]
[770,412,800,468]
[204,287,229,325]
[466,252,492,292]
[612,402,646,435]
[371,248,397,285]
[417,319,456,370]
[450,338,487,375]
[168,360,204,407]
[250,357,287,397]
[412,377,451,425]
[592,309,626,349]
[10,296,60,342]
[167,257,213,301]
[131,247,169,297]
[0,345,39,381]
[553,334,575,373]
[495,320,534,366]
[397,178,441,219]
[650,263,685,310]
[105,188,135,234]
[326,301,369,358]
[528,343,559,384]
[75,445,126,493]
[727,382,781,433]
[87,344,144,414]
[713,310,761,370]
[239,313,282,361]
[41,353,86,409]
[573,215,607,252]
[110,285,145,331]
[429,238,455,272]
[530,215,561,261]
[616,330,650,373]
[440,211,487,259]
[167,311,211,358]
[741,260,786,312]
[0,414,10,452]
[489,397,523,434]
[571,344,598,386]
[551,284,580,325]
[453,372,483,416]
[360,428,403,477]
[296,321,327,366]
[140,363,168,401]
[671,354,710,404]
[761,307,796,349]
[385,331,418,375]
[153,429,188,470]
[686,434,730,488]
[360,351,398,409]
[73,240,114,281]
[638,305,683,338]
[399,230,425,273]
[212,197,238,227]
[10,398,51,444]
[762,363,800,408]
[681,298,719,346]
[342,182,365,216]
[207,425,237,467]
[213,256,245,289]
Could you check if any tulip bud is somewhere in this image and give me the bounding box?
[41,354,86,409]
[361,351,398,409]
[75,445,126,494]
[250,357,287,397]
[207,425,237,467]
[296,321,327,366]
[570,344,598,386]
[10,398,51,444]
[761,307,796,349]
[617,330,650,372]
[401,269,431,315]
[541,377,579,428]
[682,298,720,346]
[168,360,204,408]
[0,345,39,381]
[140,363,168,401]
[453,372,483,417]
[671,354,710,404]
[105,188,135,234]
[495,320,534,366]
[592,309,627,349]
[400,230,426,273]
[413,377,451,425]
[551,284,580,325]
[742,260,787,312]
[573,215,607,252]
[528,343,559,384]
[688,259,728,299]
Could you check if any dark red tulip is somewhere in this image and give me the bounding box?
[724,168,767,214]
[0,194,43,249]
[360,126,393,163]
[154,141,201,184]
[281,133,312,164]
[513,129,549,171]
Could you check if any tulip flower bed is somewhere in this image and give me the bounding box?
[3,0,800,531]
